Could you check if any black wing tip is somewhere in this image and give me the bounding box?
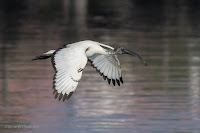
[120,77,123,84]
[103,75,107,80]
[62,93,68,102]
[112,79,115,86]
[116,79,120,86]
[55,92,59,99]
[58,93,63,101]
[96,68,103,76]
[107,78,111,84]
[88,59,122,86]
[53,89,57,94]
[67,92,74,100]
[53,89,74,102]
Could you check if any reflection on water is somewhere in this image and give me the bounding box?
[0,0,200,133]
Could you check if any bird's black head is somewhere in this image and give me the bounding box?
[114,47,147,66]
[114,47,125,54]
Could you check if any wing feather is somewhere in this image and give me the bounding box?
[56,75,69,86]
[95,57,106,68]
[97,60,106,70]
[112,66,116,85]
[63,82,72,95]
[94,56,106,67]
[88,54,122,86]
[51,47,87,101]
[58,79,71,93]
[107,64,112,79]
[100,62,108,73]
[103,63,110,78]
[93,55,104,65]
[115,67,119,80]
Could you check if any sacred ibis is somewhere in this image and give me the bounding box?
[32,40,147,101]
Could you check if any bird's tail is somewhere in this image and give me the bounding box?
[32,50,55,60]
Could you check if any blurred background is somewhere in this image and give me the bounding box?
[0,0,200,133]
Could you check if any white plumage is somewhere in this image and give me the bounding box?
[88,54,122,86]
[33,40,147,101]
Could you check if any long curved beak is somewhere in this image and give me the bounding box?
[122,49,147,66]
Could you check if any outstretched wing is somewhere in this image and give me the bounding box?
[51,47,87,101]
[88,54,123,86]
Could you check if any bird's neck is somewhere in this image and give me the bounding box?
[77,40,112,57]
[85,46,108,57]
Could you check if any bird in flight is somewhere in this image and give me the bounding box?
[32,40,147,102]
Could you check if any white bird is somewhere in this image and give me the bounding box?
[32,40,147,102]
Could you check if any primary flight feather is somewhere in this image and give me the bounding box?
[32,40,147,101]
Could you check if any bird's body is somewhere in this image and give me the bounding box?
[33,40,147,101]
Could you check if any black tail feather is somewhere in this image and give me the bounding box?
[32,55,51,61]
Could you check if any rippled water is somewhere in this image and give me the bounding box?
[0,0,200,133]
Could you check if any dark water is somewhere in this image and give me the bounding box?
[0,0,200,133]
